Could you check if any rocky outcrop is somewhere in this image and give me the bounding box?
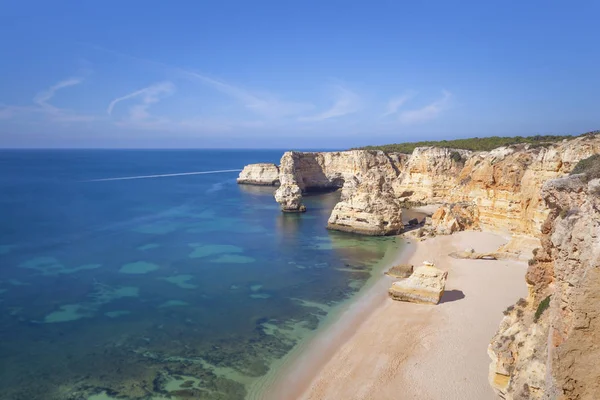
[326,168,404,235]
[488,175,600,400]
[430,202,480,235]
[274,183,305,212]
[388,262,448,305]
[394,136,600,236]
[273,151,406,232]
[237,163,280,185]
[239,134,600,237]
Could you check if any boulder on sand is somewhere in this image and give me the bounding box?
[388,262,448,305]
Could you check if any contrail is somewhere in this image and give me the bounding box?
[86,169,242,182]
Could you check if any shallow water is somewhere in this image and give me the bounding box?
[0,149,400,400]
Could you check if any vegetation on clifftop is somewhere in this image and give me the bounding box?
[355,131,599,154]
[570,154,600,182]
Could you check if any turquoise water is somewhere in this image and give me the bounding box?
[0,150,400,400]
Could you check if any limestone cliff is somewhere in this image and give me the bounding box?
[237,163,280,185]
[273,150,406,234]
[488,175,600,400]
[238,134,600,237]
[395,135,600,236]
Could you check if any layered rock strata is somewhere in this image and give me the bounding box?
[238,134,600,237]
[388,262,448,305]
[488,175,600,400]
[273,151,406,233]
[236,163,280,185]
[430,202,480,235]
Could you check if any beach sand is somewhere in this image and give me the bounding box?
[267,231,528,400]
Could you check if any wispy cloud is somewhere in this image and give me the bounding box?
[34,78,83,109]
[299,86,360,122]
[398,90,452,124]
[382,91,416,117]
[180,70,313,118]
[0,105,29,120]
[107,81,175,125]
[0,76,95,122]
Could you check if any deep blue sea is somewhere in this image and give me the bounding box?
[0,150,401,400]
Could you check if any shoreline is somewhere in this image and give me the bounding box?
[264,230,528,400]
[246,237,414,400]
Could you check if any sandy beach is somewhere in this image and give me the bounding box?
[267,230,528,400]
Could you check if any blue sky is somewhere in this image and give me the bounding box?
[1,1,599,148]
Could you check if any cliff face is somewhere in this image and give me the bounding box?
[237,163,280,185]
[273,150,406,234]
[395,136,600,235]
[238,135,600,236]
[488,175,600,400]
[235,135,600,398]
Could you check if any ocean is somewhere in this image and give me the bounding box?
[0,149,401,400]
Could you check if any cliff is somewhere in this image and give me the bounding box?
[236,134,600,397]
[238,134,600,237]
[395,136,600,235]
[273,151,406,234]
[488,174,600,400]
[236,163,280,185]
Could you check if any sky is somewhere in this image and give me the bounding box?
[1,1,599,148]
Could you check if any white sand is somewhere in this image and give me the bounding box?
[268,231,527,400]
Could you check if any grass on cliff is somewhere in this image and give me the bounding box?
[355,130,599,154]
[570,154,600,182]
[534,295,551,323]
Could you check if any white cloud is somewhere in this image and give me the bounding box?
[180,70,313,118]
[0,105,28,120]
[107,81,175,123]
[0,77,95,122]
[382,91,417,117]
[33,78,83,110]
[398,90,452,124]
[299,86,361,122]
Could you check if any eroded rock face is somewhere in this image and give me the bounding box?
[388,263,448,305]
[488,176,600,400]
[327,169,404,235]
[430,202,480,235]
[388,136,600,236]
[241,135,600,237]
[237,163,280,185]
[274,150,406,231]
[273,183,305,212]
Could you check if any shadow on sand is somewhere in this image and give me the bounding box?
[439,289,465,304]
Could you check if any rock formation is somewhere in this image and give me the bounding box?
[237,163,280,185]
[488,174,600,400]
[272,150,406,233]
[430,202,480,235]
[388,262,448,305]
[238,134,600,237]
[235,134,600,397]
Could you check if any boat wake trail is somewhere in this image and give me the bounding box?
[86,169,242,182]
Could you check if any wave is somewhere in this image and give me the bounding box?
[85,169,242,182]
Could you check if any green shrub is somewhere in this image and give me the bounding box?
[528,258,537,266]
[450,151,463,163]
[503,305,514,316]
[353,133,581,154]
[570,154,600,182]
[534,295,551,322]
